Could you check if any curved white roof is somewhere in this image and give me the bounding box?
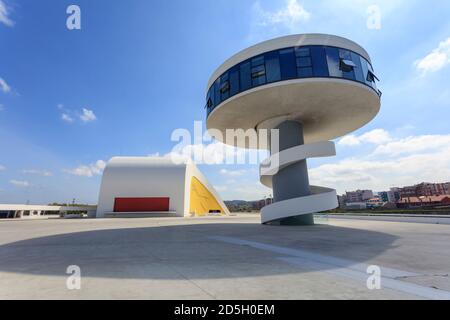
[96,157,230,218]
[105,156,189,169]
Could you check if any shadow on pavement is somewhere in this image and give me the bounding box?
[0,222,398,279]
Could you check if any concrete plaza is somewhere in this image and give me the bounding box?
[0,214,449,299]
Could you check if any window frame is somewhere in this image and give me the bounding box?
[220,80,230,94]
[367,70,379,82]
[339,59,357,72]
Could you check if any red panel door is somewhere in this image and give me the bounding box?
[113,197,170,212]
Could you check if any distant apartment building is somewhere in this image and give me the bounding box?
[339,183,450,210]
[337,195,347,209]
[251,198,273,210]
[379,191,389,202]
[398,185,417,198]
[366,196,383,209]
[389,188,401,202]
[346,190,374,203]
[397,195,450,209]
[379,191,397,203]
[397,182,450,198]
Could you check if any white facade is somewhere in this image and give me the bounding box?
[0,204,97,219]
[96,157,230,218]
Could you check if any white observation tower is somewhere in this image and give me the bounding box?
[205,34,381,225]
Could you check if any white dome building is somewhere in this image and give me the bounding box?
[96,157,230,218]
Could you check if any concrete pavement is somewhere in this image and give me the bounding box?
[0,215,449,299]
[326,213,450,225]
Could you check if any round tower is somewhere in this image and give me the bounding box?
[206,34,381,225]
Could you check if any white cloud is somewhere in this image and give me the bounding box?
[61,113,74,123]
[415,37,450,74]
[213,185,228,192]
[311,133,450,194]
[373,134,450,157]
[253,0,310,31]
[338,129,392,146]
[338,135,361,146]
[0,164,5,171]
[80,108,97,122]
[0,77,11,93]
[0,0,14,27]
[10,180,30,188]
[64,160,106,177]
[219,168,248,177]
[58,105,97,124]
[22,169,53,177]
[359,129,392,144]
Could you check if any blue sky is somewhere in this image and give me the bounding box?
[1,0,450,204]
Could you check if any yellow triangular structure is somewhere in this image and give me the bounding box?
[189,177,226,216]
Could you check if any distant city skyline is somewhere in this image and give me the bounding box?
[1,0,450,203]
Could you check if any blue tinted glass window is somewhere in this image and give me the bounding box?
[311,46,329,77]
[209,87,215,109]
[240,61,252,91]
[325,47,342,77]
[206,45,379,118]
[339,49,352,60]
[295,47,310,57]
[221,73,228,82]
[251,65,265,78]
[229,66,240,96]
[339,49,355,80]
[360,57,371,87]
[206,88,213,112]
[265,51,281,83]
[220,85,229,100]
[214,80,221,105]
[367,62,378,90]
[220,73,229,100]
[252,76,266,86]
[298,67,313,78]
[252,55,264,66]
[351,52,364,83]
[251,64,266,86]
[279,48,297,80]
[297,57,312,67]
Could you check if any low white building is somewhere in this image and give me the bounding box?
[0,204,97,219]
[96,157,230,218]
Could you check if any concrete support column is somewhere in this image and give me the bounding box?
[271,121,314,225]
